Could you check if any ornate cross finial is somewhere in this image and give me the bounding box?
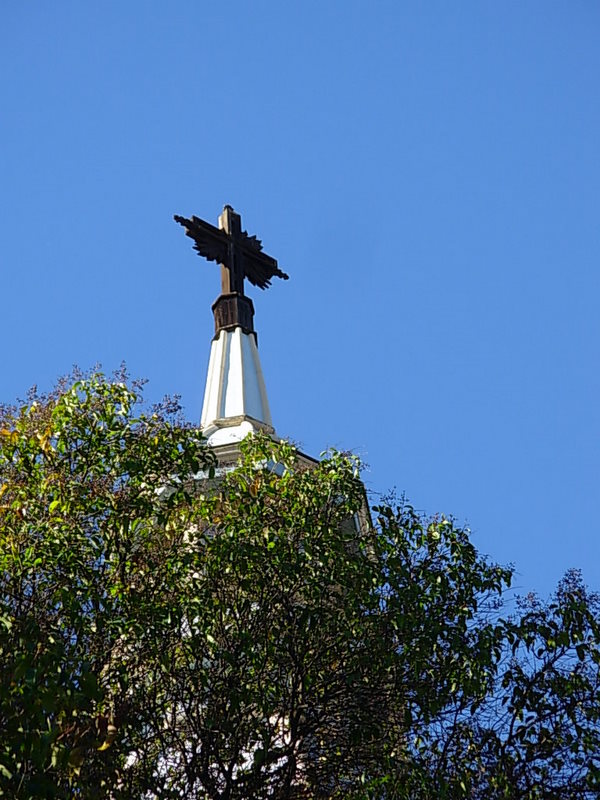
[175,206,288,338]
[175,205,288,292]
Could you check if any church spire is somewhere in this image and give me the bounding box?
[175,205,287,446]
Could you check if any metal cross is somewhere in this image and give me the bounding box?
[174,205,288,295]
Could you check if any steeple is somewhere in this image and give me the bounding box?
[175,205,288,447]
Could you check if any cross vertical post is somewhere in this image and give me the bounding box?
[218,205,244,295]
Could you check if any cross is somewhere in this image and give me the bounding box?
[174,205,288,295]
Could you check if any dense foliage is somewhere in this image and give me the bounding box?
[0,375,599,798]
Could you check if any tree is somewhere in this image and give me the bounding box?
[0,374,599,799]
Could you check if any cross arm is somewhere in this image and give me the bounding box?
[174,214,229,266]
[242,245,289,290]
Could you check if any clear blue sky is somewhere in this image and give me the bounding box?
[2,2,599,596]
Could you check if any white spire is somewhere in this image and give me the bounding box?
[200,326,274,446]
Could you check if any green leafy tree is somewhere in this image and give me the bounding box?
[0,375,599,799]
[0,374,215,797]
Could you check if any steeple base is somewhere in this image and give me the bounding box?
[212,293,255,337]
